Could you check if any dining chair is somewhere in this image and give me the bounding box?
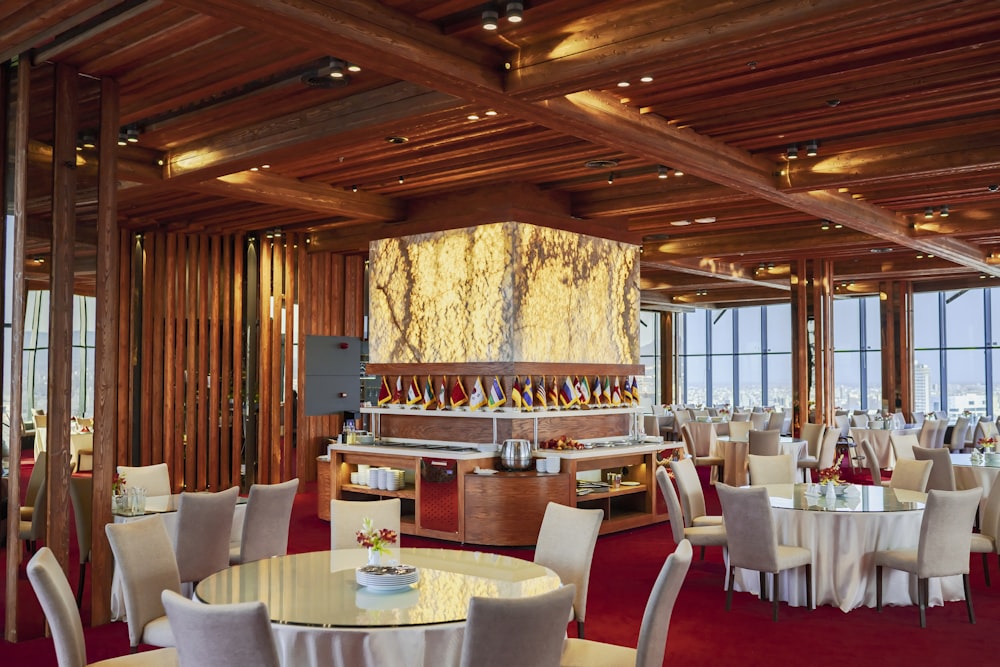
[875,487,982,627]
[749,412,768,431]
[229,478,298,565]
[971,481,1000,587]
[912,446,956,491]
[20,476,47,554]
[859,439,884,485]
[973,420,999,447]
[851,413,869,428]
[117,463,172,496]
[798,422,826,461]
[33,413,48,458]
[559,540,693,667]
[655,467,726,561]
[68,476,93,607]
[747,429,780,456]
[161,590,279,667]
[747,454,795,486]
[766,411,784,432]
[27,547,179,667]
[719,438,749,486]
[888,458,933,493]
[105,515,181,650]
[175,486,240,587]
[534,502,603,639]
[20,450,47,522]
[679,423,724,481]
[669,458,722,527]
[932,418,949,450]
[330,498,400,550]
[890,432,919,461]
[799,428,838,482]
[459,584,575,667]
[727,421,751,442]
[730,411,751,422]
[716,484,813,621]
[949,416,971,452]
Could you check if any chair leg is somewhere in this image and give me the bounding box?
[576,619,584,639]
[759,571,767,602]
[805,564,813,610]
[918,578,927,628]
[700,545,705,561]
[726,566,735,611]
[983,553,991,587]
[76,562,86,608]
[964,574,976,625]
[772,573,780,622]
[876,565,883,612]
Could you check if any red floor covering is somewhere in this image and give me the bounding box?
[1,462,997,666]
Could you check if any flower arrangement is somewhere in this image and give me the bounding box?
[978,436,997,451]
[818,453,845,485]
[112,472,126,495]
[356,517,398,557]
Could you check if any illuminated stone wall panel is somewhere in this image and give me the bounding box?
[369,222,638,365]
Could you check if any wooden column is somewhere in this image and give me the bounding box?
[812,259,835,426]
[660,311,675,405]
[90,75,120,625]
[880,280,914,418]
[790,260,810,428]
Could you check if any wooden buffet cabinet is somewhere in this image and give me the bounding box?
[319,406,681,546]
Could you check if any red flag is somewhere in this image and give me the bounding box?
[377,376,391,406]
[450,377,469,408]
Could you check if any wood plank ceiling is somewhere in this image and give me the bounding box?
[4,0,1000,306]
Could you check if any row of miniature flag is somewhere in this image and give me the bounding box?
[377,375,640,411]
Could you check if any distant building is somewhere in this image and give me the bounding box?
[913,362,931,414]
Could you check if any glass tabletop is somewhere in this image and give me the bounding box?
[763,483,926,513]
[111,492,247,517]
[195,547,561,628]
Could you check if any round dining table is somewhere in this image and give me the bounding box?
[728,483,966,612]
[195,547,562,667]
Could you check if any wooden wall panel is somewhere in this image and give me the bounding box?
[230,235,244,487]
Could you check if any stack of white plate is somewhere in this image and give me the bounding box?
[355,564,420,592]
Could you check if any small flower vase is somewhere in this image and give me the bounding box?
[367,547,381,567]
[113,492,127,514]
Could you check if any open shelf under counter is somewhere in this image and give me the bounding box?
[341,483,416,500]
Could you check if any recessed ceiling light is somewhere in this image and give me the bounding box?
[585,159,619,169]
[617,81,630,88]
[670,220,691,226]
[467,113,480,120]
[640,75,653,83]
[385,136,409,144]
[694,217,716,224]
[484,110,498,116]
[869,248,893,254]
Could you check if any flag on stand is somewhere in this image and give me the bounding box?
[511,377,523,410]
[406,375,422,406]
[576,376,591,407]
[560,376,579,408]
[592,376,604,407]
[487,376,506,409]
[611,377,623,405]
[423,375,436,410]
[450,377,469,409]
[535,376,547,410]
[469,376,488,410]
[377,375,392,406]
[630,376,640,405]
[603,376,612,405]
[622,376,633,405]
[393,376,403,404]
[547,377,560,409]
[522,376,534,411]
[438,376,448,410]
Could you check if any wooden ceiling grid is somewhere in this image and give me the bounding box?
[3,0,1000,302]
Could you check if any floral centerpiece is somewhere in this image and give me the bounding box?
[818,453,845,486]
[978,436,997,451]
[356,517,398,566]
[111,473,127,513]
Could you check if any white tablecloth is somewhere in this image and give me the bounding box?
[953,453,1000,514]
[850,427,921,469]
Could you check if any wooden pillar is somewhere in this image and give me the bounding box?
[812,259,835,426]
[880,280,914,418]
[790,260,810,429]
[661,311,675,405]
[790,259,835,428]
[90,75,120,625]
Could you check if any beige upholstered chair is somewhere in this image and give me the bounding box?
[105,516,181,650]
[230,478,298,564]
[680,423,724,479]
[766,411,785,432]
[859,439,884,485]
[890,433,919,461]
[459,585,575,667]
[161,590,279,667]
[20,477,47,554]
[949,416,971,452]
[27,547,178,667]
[117,463,172,496]
[69,476,94,607]
[175,487,239,586]
[971,481,1000,587]
[912,446,956,491]
[749,412,768,431]
[21,450,48,522]
[799,429,838,482]
[798,422,826,462]
[888,458,933,493]
[534,502,603,639]
[850,413,869,428]
[727,421,751,442]
[875,488,982,627]
[33,413,48,458]
[330,498,401,550]
[560,540,693,667]
[656,467,725,561]
[719,439,749,487]
[747,429,780,456]
[973,420,999,447]
[730,411,751,422]
[747,454,795,486]
[669,458,721,527]
[716,484,813,621]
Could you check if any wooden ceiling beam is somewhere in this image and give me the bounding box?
[0,0,125,64]
[573,183,752,218]
[31,0,163,63]
[644,224,876,261]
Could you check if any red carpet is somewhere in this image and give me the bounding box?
[2,463,996,665]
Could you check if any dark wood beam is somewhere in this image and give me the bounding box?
[31,0,162,63]
[0,0,124,64]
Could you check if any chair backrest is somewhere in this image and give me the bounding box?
[24,450,47,509]
[727,421,751,442]
[917,420,938,449]
[950,416,971,451]
[980,481,1000,545]
[859,439,881,484]
[634,540,693,667]
[175,486,240,584]
[912,446,956,491]
[117,463,172,496]
[331,498,401,550]
[890,433,919,461]
[75,417,93,429]
[716,484,779,573]
[23,477,48,541]
[458,585,575,667]
[691,409,709,418]
[68,476,93,567]
[818,428,839,469]
[747,454,795,486]
[800,422,826,458]
[851,413,869,428]
[916,489,982,578]
[730,411,751,422]
[749,412,768,430]
[889,458,932,492]
[973,421,1000,445]
[534,502,603,626]
[105,515,182,648]
[656,467,687,544]
[834,414,851,438]
[669,458,707,526]
[683,421,716,457]
[240,478,299,563]
[747,429,780,456]
[162,590,279,667]
[933,418,949,449]
[766,411,784,432]
[26,547,88,667]
[720,439,749,486]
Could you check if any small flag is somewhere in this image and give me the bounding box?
[450,377,469,408]
[511,377,523,410]
[378,376,392,406]
[393,376,403,404]
[438,376,448,410]
[622,376,633,404]
[487,376,506,409]
[470,377,488,410]
[630,376,640,405]
[522,376,534,411]
[406,375,422,406]
[535,376,547,410]
[423,375,436,410]
[576,376,591,407]
[547,377,560,409]
[592,376,604,407]
[603,376,612,405]
[560,376,578,408]
[611,377,623,405]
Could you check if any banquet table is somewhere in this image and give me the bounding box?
[195,547,562,667]
[728,483,965,612]
[850,427,921,470]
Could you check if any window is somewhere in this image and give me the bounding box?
[833,296,881,410]
[638,310,660,405]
